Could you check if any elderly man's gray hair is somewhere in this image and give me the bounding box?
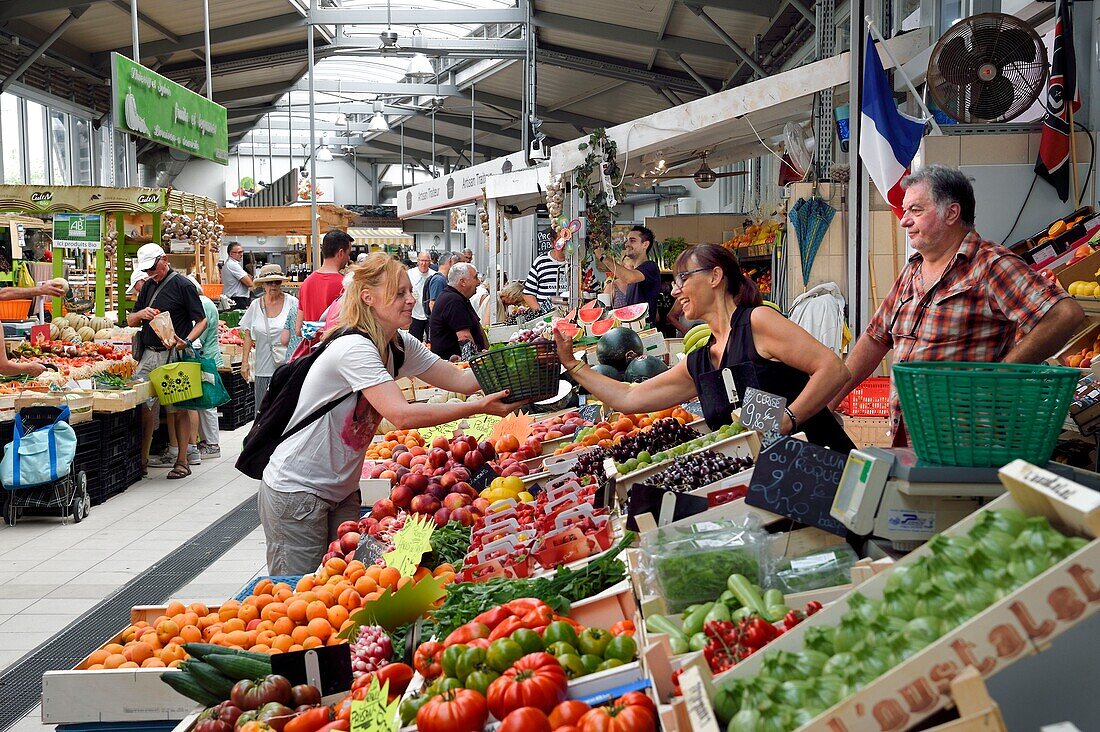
[448,262,475,285]
[902,164,976,226]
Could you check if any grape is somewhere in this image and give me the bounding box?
[638,449,754,493]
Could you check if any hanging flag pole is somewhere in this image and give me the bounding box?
[1068,73,1079,206]
[1035,0,1080,204]
[865,16,943,136]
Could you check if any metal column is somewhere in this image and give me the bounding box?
[848,0,868,332]
[815,0,836,178]
[308,0,319,268]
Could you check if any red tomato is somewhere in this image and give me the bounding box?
[375,663,414,700]
[548,700,591,728]
[609,620,635,637]
[576,693,656,732]
[486,652,568,719]
[416,689,488,732]
[499,707,551,732]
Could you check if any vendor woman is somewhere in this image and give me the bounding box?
[555,243,855,450]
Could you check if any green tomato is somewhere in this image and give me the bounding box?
[434,677,463,695]
[441,644,467,678]
[487,638,524,673]
[596,658,625,672]
[400,694,430,726]
[580,654,603,674]
[604,634,637,663]
[578,627,613,657]
[556,653,587,679]
[510,628,543,655]
[455,646,487,683]
[464,669,500,696]
[545,641,579,658]
[542,620,580,648]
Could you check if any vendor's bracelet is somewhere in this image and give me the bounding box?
[784,407,798,432]
[567,361,585,375]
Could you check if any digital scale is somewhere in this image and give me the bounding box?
[831,447,1006,551]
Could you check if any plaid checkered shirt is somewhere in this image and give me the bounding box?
[865,229,1070,431]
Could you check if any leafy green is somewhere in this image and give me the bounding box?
[426,532,634,638]
[655,546,758,614]
[421,521,472,572]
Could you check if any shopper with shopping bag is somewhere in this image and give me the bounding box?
[240,264,299,414]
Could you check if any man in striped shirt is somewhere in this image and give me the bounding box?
[522,245,567,310]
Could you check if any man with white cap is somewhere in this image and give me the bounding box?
[126,243,207,479]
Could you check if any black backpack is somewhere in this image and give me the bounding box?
[235,329,405,479]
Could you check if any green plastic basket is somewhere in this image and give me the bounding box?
[892,361,1079,467]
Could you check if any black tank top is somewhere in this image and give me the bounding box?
[686,306,855,451]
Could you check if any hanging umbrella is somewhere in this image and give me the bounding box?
[789,195,836,287]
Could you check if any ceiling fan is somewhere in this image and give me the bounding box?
[637,150,749,189]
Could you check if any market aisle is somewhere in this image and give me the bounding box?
[0,424,269,731]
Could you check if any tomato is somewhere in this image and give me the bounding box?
[375,663,414,700]
[576,693,656,732]
[289,685,322,708]
[231,675,294,711]
[548,700,591,728]
[441,644,467,678]
[609,620,635,637]
[541,621,579,648]
[257,702,296,732]
[603,635,636,663]
[510,628,543,655]
[487,638,525,673]
[577,628,613,658]
[236,723,273,732]
[415,641,445,679]
[486,652,568,719]
[284,707,333,732]
[416,689,489,732]
[499,707,552,732]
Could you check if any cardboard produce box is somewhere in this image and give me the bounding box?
[707,459,1100,732]
[15,391,93,424]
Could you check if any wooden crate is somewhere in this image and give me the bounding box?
[91,388,143,412]
[709,460,1100,731]
[612,429,760,500]
[41,604,221,724]
[842,415,892,448]
[16,392,94,424]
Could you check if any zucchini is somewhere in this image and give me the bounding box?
[203,653,273,681]
[182,642,271,663]
[161,669,222,706]
[182,659,236,699]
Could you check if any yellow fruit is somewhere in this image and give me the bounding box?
[502,476,525,495]
[516,491,535,503]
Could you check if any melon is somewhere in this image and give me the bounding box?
[589,318,617,337]
[591,364,625,380]
[94,328,113,341]
[553,320,582,340]
[612,303,649,323]
[596,327,645,371]
[77,326,96,342]
[53,316,70,329]
[624,355,669,383]
[578,306,605,325]
[561,308,577,322]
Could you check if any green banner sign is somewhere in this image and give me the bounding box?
[53,214,102,251]
[111,53,229,165]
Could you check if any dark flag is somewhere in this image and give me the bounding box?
[1035,0,1080,202]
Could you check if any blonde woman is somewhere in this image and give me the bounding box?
[258,253,518,575]
[495,280,527,324]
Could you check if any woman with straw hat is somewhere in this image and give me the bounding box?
[241,264,299,412]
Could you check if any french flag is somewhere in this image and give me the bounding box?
[859,32,925,218]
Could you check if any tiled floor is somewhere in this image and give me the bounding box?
[0,422,268,731]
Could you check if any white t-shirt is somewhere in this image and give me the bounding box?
[409,267,431,321]
[469,285,490,325]
[222,258,250,299]
[241,294,299,377]
[263,331,440,502]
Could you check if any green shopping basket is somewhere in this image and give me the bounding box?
[150,361,204,406]
[892,361,1079,467]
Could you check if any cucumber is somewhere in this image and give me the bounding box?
[182,659,236,699]
[203,653,273,681]
[161,669,222,706]
[182,642,271,663]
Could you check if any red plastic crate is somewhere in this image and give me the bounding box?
[840,376,891,417]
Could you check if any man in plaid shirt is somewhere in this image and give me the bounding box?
[832,165,1084,444]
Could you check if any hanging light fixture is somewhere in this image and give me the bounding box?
[315,134,333,162]
[406,30,434,79]
[368,100,389,131]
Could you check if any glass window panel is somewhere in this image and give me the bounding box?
[26,101,47,184]
[1,94,22,183]
[49,109,71,185]
[74,117,93,184]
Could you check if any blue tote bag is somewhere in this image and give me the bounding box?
[1,406,77,488]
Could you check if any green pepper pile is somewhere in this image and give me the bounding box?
[713,510,1087,731]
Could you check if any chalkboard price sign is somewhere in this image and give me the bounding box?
[470,463,499,489]
[579,403,602,423]
[740,387,785,447]
[746,437,848,535]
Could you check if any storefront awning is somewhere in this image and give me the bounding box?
[349,227,414,249]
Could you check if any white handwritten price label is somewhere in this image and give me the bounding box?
[679,666,720,732]
[741,387,786,447]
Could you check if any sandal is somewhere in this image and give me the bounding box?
[166,462,191,480]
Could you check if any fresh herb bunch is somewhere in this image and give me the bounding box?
[93,374,130,390]
[575,129,623,257]
[421,521,472,572]
[427,532,635,638]
[656,546,759,614]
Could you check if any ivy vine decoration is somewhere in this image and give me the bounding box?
[575,129,623,265]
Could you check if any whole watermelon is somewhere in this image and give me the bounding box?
[596,327,645,371]
[591,363,625,380]
[624,355,668,383]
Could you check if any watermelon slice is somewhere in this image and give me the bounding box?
[589,318,617,336]
[562,308,577,322]
[612,303,649,323]
[578,306,605,325]
[553,320,582,340]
